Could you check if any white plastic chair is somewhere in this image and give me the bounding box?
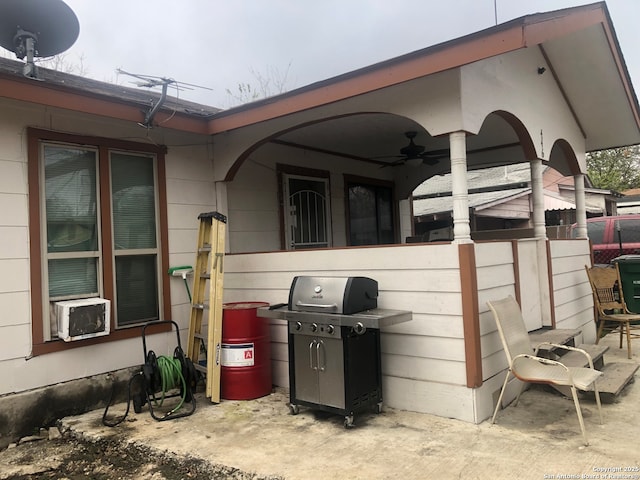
[487,296,603,446]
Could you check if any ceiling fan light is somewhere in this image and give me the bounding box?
[405,157,423,167]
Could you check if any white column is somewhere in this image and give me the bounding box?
[574,173,587,238]
[530,158,546,239]
[450,131,472,243]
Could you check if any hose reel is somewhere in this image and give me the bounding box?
[103,320,198,426]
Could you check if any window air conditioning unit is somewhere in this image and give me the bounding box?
[56,298,111,342]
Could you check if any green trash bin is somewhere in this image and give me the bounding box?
[612,255,640,313]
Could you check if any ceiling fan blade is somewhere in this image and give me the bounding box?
[380,160,404,168]
[421,157,440,166]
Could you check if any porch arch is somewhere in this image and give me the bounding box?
[223,112,431,182]
[547,138,581,176]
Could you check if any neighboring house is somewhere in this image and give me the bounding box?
[1,2,639,428]
[412,164,615,240]
[618,188,640,214]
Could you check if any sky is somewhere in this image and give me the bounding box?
[13,1,640,108]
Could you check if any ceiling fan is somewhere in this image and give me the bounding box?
[381,131,449,168]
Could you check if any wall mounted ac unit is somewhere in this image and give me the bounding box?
[56,298,111,342]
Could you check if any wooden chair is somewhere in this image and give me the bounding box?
[585,265,640,359]
[487,296,603,446]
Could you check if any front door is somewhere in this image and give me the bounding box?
[283,174,331,250]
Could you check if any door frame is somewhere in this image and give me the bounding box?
[277,164,332,250]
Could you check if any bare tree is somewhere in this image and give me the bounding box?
[37,53,90,76]
[225,62,293,107]
[1,49,90,77]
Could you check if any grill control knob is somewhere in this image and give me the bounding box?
[311,323,318,333]
[295,321,302,331]
[327,325,335,334]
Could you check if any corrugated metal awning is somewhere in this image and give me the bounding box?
[543,195,576,211]
[543,192,602,213]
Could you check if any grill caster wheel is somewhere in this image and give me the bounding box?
[344,415,354,429]
[374,402,383,414]
[288,403,299,415]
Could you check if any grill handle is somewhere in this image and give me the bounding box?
[317,341,325,372]
[296,301,338,310]
[309,340,318,370]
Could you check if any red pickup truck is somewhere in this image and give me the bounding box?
[571,215,640,264]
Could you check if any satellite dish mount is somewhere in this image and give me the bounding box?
[0,0,80,79]
[13,28,40,78]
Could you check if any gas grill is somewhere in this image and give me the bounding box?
[258,276,411,428]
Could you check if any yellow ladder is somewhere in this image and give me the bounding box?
[187,211,227,402]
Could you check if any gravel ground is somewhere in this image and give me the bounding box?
[0,427,261,480]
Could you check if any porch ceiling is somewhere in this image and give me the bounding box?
[271,112,522,171]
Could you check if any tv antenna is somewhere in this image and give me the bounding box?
[0,0,80,79]
[117,69,213,128]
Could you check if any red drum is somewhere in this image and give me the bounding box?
[220,302,272,400]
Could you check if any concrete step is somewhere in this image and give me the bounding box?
[529,328,581,349]
[584,362,638,397]
[551,362,638,401]
[528,328,637,400]
[529,329,607,367]
[557,343,609,370]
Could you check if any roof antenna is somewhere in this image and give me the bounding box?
[0,0,79,80]
[117,68,213,128]
[494,0,498,25]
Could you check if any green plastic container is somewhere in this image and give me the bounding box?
[612,255,640,313]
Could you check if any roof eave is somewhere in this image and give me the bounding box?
[207,2,635,136]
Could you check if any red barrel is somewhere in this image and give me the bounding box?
[220,302,272,400]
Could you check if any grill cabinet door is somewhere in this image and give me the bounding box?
[293,334,319,403]
[317,338,345,408]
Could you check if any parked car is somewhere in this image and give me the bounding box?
[570,215,640,264]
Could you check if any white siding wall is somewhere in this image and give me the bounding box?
[223,243,483,422]
[549,239,595,344]
[472,238,595,423]
[0,104,31,370]
[0,99,215,395]
[226,143,397,253]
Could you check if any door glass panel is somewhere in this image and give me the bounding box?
[348,183,395,246]
[286,176,330,249]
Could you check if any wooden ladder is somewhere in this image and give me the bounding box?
[186,211,227,403]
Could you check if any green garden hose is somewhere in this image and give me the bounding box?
[153,355,187,415]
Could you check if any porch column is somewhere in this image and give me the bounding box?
[530,159,546,239]
[573,173,588,239]
[450,131,472,243]
[529,159,552,326]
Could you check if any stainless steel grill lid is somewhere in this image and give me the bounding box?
[288,276,378,314]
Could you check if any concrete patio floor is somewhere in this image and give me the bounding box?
[59,332,639,479]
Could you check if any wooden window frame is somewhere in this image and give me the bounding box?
[28,128,171,356]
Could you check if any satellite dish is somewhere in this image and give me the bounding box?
[0,0,80,79]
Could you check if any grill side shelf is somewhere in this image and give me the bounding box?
[257,307,411,329]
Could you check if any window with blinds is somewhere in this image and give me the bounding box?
[41,142,161,336]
